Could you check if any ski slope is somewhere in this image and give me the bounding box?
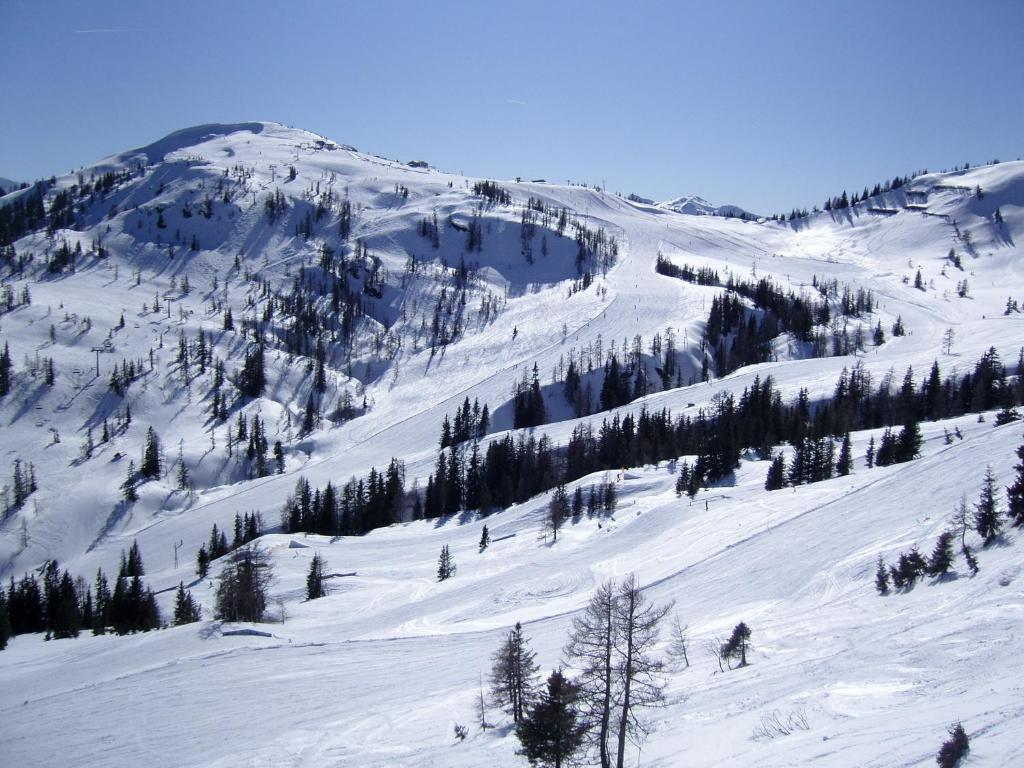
[1,122,1023,766]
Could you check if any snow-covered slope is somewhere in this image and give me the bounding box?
[1,122,1023,767]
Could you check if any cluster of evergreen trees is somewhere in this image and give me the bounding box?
[658,262,877,377]
[472,180,513,206]
[513,364,547,429]
[3,458,38,517]
[196,511,264,577]
[279,345,1022,546]
[280,459,406,536]
[654,254,719,285]
[439,396,490,448]
[0,182,47,246]
[1,541,162,649]
[877,449,1024,595]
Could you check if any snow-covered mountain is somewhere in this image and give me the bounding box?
[1,121,1022,767]
[0,176,23,196]
[657,193,757,219]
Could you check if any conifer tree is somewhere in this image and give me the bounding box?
[721,622,752,668]
[121,460,138,502]
[1007,441,1024,527]
[215,544,272,622]
[764,453,787,490]
[836,432,853,476]
[490,621,539,723]
[973,466,1003,546]
[875,555,890,595]
[196,545,210,578]
[173,582,201,625]
[479,524,490,552]
[516,669,587,768]
[92,569,110,635]
[0,593,11,650]
[936,722,969,768]
[0,341,12,397]
[926,531,956,577]
[126,540,145,577]
[437,544,456,581]
[306,553,327,600]
[140,426,161,478]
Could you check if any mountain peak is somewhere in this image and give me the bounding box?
[657,194,756,219]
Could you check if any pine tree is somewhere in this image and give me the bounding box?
[51,570,80,639]
[926,531,956,577]
[306,553,327,600]
[126,541,145,577]
[196,545,210,578]
[173,582,201,625]
[215,544,272,622]
[490,622,540,723]
[1007,441,1024,527]
[875,555,890,595]
[836,432,853,476]
[140,426,161,478]
[437,544,456,581]
[0,342,12,397]
[973,466,1003,546]
[479,524,490,552]
[121,460,138,502]
[896,419,922,462]
[936,722,969,768]
[764,453,787,490]
[546,486,568,542]
[92,569,110,635]
[516,669,587,768]
[721,621,752,668]
[0,593,11,650]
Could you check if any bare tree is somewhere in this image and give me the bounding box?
[613,574,671,768]
[704,636,726,673]
[667,613,690,669]
[563,576,671,768]
[564,580,617,768]
[476,672,491,730]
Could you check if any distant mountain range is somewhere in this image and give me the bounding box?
[657,193,757,219]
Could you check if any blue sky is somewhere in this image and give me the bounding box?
[2,0,1021,213]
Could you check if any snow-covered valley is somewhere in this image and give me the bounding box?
[1,122,1022,767]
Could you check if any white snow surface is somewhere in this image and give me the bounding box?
[0,122,1023,766]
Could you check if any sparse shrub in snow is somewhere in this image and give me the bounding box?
[751,707,810,741]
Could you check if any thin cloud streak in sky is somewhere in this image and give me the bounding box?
[505,99,528,106]
[73,28,147,34]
